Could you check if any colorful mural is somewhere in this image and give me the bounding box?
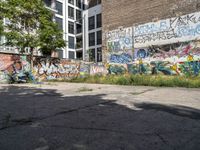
[105,11,200,77]
[33,57,80,80]
[90,63,108,75]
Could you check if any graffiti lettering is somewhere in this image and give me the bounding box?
[110,53,132,64]
[134,12,200,47]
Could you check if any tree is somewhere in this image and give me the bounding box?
[0,1,3,36]
[1,0,66,67]
[0,20,3,36]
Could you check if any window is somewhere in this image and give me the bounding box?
[68,0,74,5]
[89,0,101,8]
[68,36,75,49]
[97,47,102,62]
[68,6,74,19]
[96,30,102,45]
[56,1,63,15]
[76,0,81,8]
[96,14,102,28]
[76,37,82,48]
[89,32,95,46]
[44,0,51,7]
[89,16,95,30]
[76,51,83,60]
[76,10,82,22]
[89,49,95,62]
[76,23,82,34]
[69,51,75,59]
[58,49,63,58]
[83,3,87,10]
[68,21,74,34]
[55,17,63,30]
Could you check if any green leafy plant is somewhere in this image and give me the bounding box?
[1,0,65,68]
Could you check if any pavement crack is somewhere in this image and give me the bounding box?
[155,132,176,150]
[44,125,124,134]
[130,89,155,95]
[0,101,114,131]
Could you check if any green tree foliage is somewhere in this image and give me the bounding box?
[1,0,65,56]
[0,19,3,36]
[0,2,4,36]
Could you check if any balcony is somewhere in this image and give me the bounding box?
[76,42,83,49]
[43,0,57,13]
[75,23,82,35]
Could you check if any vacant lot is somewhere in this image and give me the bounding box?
[0,83,200,150]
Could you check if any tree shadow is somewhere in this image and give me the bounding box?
[135,103,200,120]
[0,85,199,150]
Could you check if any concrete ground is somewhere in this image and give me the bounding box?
[0,82,200,150]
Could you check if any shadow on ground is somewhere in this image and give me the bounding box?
[0,85,200,150]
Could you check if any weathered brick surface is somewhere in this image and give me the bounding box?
[102,0,200,61]
[102,0,200,31]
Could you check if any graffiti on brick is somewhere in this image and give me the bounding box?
[105,27,133,51]
[109,53,133,64]
[108,64,127,75]
[80,63,90,77]
[134,12,200,47]
[33,58,80,80]
[90,64,108,75]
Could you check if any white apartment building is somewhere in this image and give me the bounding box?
[82,0,102,62]
[0,0,102,62]
[44,0,84,59]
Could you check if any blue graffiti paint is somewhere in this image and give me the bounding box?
[134,21,170,36]
[137,49,149,59]
[108,41,121,51]
[108,65,126,75]
[177,25,200,37]
[110,53,132,64]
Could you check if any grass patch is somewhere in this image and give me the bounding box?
[65,74,200,88]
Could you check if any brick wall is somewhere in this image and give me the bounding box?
[102,0,200,31]
[102,0,200,62]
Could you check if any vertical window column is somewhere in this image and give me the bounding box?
[89,32,95,46]
[68,21,74,34]
[55,1,63,15]
[96,13,102,28]
[68,6,74,19]
[88,16,95,30]
[96,30,102,45]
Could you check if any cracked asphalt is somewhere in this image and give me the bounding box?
[0,83,200,150]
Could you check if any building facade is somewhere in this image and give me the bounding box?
[83,0,102,62]
[44,0,85,59]
[0,0,102,62]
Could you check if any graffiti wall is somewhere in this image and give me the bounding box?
[134,12,200,48]
[0,54,81,82]
[33,58,80,80]
[105,11,200,76]
[90,63,108,75]
[133,42,200,76]
[105,27,134,64]
[106,27,133,51]
[107,41,200,76]
[0,54,32,83]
